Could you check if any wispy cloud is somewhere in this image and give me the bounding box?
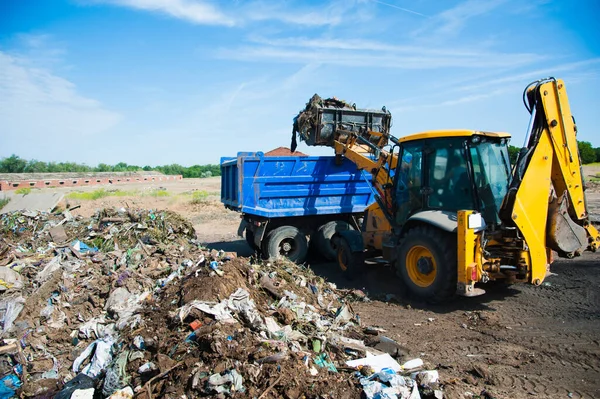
[0,51,121,147]
[412,0,507,39]
[92,0,235,26]
[243,1,348,27]
[249,35,493,56]
[215,36,541,70]
[387,59,600,112]
[455,58,600,93]
[90,0,361,27]
[369,0,427,17]
[12,34,68,67]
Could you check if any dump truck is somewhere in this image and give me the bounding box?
[291,78,600,301]
[220,152,375,263]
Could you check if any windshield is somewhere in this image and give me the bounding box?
[469,139,511,224]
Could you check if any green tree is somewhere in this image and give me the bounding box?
[578,141,596,164]
[113,162,128,172]
[594,147,600,163]
[24,160,48,173]
[0,155,27,173]
[0,155,222,177]
[508,145,520,165]
[96,163,111,172]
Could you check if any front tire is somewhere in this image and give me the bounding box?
[397,225,456,302]
[336,236,364,279]
[316,221,353,261]
[263,226,308,263]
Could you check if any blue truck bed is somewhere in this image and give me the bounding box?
[220,152,375,218]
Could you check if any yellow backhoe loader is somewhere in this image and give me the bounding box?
[291,78,599,301]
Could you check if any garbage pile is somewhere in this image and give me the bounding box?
[0,208,444,398]
[290,94,392,152]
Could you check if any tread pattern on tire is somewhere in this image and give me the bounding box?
[397,224,457,303]
[316,220,353,261]
[337,237,364,279]
[263,226,308,264]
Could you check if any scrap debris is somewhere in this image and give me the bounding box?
[0,208,444,398]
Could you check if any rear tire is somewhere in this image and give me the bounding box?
[336,236,364,279]
[397,225,456,303]
[263,226,308,263]
[316,221,354,261]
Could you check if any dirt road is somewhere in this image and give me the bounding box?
[45,177,600,398]
[341,255,600,399]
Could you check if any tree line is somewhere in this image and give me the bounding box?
[2,141,599,177]
[0,155,221,178]
[507,141,599,165]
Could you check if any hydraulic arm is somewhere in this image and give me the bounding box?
[291,81,599,300]
[500,78,599,283]
[292,95,399,223]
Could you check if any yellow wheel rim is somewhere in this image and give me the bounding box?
[406,245,437,287]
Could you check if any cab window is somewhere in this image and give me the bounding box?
[426,144,474,211]
[395,145,423,222]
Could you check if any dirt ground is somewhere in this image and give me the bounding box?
[26,175,600,398]
[59,177,243,244]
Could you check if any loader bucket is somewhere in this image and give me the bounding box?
[291,94,391,151]
[547,192,587,257]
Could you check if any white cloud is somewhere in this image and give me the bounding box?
[94,0,235,26]
[242,1,354,27]
[412,0,507,39]
[90,0,360,27]
[12,34,68,67]
[455,59,600,93]
[386,59,600,112]
[215,42,540,70]
[0,51,121,151]
[369,0,426,17]
[249,35,503,56]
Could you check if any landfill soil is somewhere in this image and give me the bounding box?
[346,252,600,399]
[1,206,433,398]
[0,175,598,399]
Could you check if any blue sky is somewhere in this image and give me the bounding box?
[1,0,599,166]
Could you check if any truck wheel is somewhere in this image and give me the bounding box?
[245,230,259,252]
[336,236,364,279]
[316,221,354,261]
[263,226,308,263]
[397,225,456,303]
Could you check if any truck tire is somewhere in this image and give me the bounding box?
[316,221,354,261]
[336,236,364,279]
[263,226,308,263]
[396,225,456,303]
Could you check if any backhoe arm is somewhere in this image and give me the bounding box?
[332,136,398,223]
[501,78,599,284]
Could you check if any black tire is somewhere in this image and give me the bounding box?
[245,229,260,251]
[263,226,308,263]
[316,221,354,261]
[396,225,457,303]
[336,236,364,279]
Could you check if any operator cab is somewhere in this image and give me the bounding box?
[394,130,512,227]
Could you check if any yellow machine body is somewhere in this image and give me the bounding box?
[292,78,599,300]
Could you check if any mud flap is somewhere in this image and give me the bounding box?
[238,219,268,249]
[547,192,587,257]
[237,220,248,237]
